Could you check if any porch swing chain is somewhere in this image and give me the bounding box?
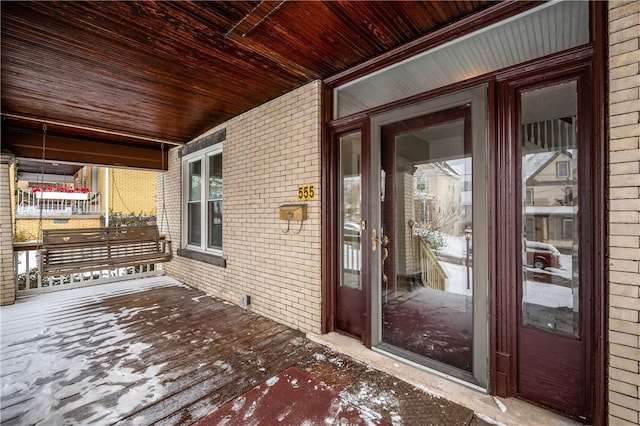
[160,142,172,241]
[37,123,47,246]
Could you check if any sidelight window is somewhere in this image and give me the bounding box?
[520,81,579,337]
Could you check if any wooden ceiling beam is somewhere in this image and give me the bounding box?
[1,1,492,151]
[2,113,182,146]
[3,128,168,171]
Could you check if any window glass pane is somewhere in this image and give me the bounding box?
[208,200,223,249]
[209,154,223,199]
[188,202,201,245]
[525,189,534,205]
[340,133,362,290]
[521,81,579,337]
[189,160,201,201]
[556,161,569,178]
[382,113,474,373]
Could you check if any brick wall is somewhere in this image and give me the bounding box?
[105,168,157,215]
[15,217,102,241]
[608,1,640,424]
[161,81,322,333]
[1,153,16,305]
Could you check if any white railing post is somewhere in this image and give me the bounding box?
[15,190,101,217]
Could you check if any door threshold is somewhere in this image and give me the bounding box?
[372,343,486,393]
[308,331,581,426]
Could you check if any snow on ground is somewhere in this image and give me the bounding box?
[440,259,574,308]
[15,249,37,275]
[439,262,473,296]
[522,280,573,308]
[435,235,469,259]
[435,236,575,308]
[340,381,397,425]
[0,277,187,425]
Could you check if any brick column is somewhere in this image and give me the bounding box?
[0,153,16,305]
[608,1,640,424]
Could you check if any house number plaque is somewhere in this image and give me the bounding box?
[297,185,316,201]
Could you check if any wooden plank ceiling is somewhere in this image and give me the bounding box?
[1,1,491,170]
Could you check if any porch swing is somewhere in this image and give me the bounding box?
[37,125,172,278]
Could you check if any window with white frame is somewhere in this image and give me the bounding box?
[183,143,223,254]
[556,160,569,178]
[525,188,534,205]
[416,174,427,191]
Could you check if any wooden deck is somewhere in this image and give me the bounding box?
[0,277,482,425]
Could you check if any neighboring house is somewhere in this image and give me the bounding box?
[12,163,157,241]
[523,151,578,253]
[97,167,158,225]
[413,162,463,233]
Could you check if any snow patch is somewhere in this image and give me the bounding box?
[243,400,259,420]
[0,279,178,424]
[289,336,305,346]
[265,376,280,387]
[412,383,445,400]
[231,396,246,412]
[492,396,507,413]
[475,412,508,426]
[390,411,404,426]
[277,405,293,421]
[313,353,327,362]
[216,416,232,426]
[340,382,392,423]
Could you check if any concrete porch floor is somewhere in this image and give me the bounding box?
[0,276,578,425]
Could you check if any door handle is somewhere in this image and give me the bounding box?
[371,229,390,252]
[371,228,377,252]
[381,234,389,283]
[372,228,391,283]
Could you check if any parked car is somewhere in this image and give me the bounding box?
[526,241,561,269]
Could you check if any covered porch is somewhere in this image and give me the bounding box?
[1,1,636,424]
[0,276,570,425]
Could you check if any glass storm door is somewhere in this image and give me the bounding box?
[516,78,589,418]
[371,87,488,387]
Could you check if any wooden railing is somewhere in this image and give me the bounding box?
[418,239,448,291]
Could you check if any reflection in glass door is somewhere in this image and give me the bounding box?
[516,79,587,416]
[335,131,366,339]
[371,86,488,387]
[521,81,579,336]
[381,107,474,372]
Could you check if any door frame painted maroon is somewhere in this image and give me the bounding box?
[325,118,373,347]
[503,66,593,420]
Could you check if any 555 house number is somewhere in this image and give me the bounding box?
[298,185,316,201]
